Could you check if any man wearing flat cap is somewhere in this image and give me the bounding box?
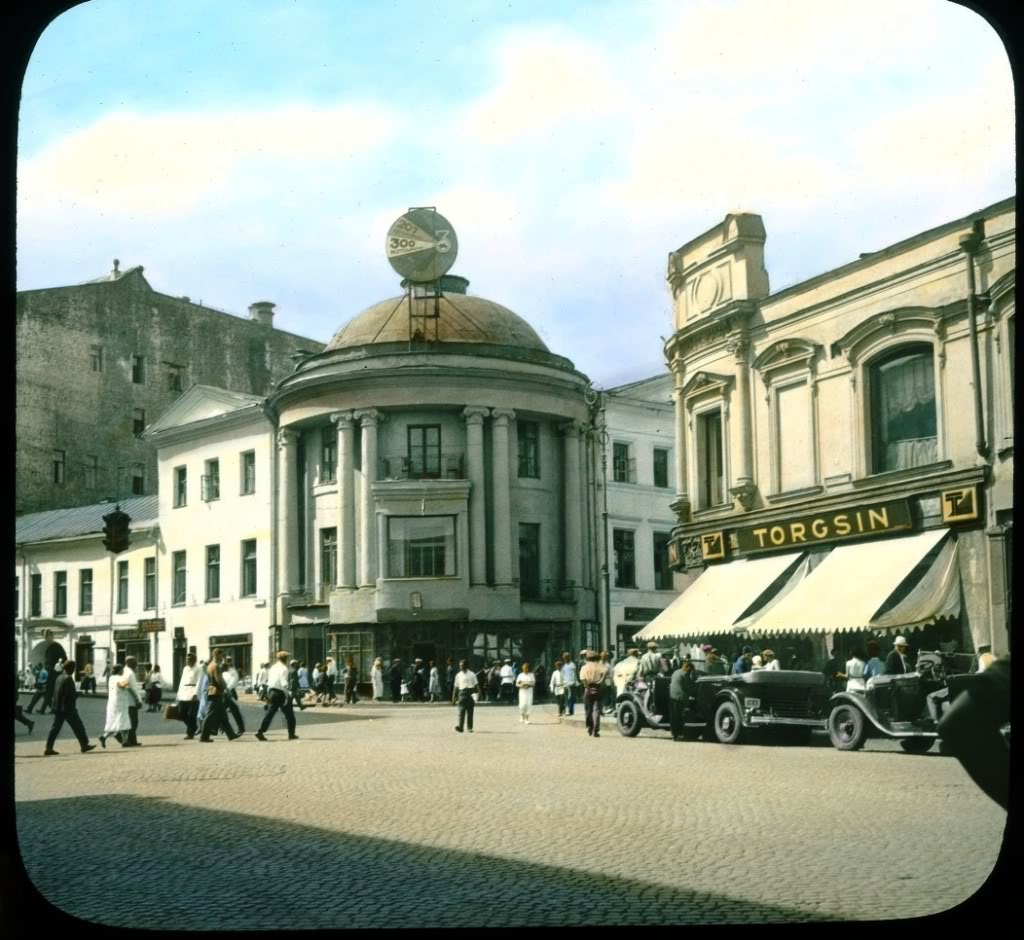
[885,637,915,675]
[637,642,662,681]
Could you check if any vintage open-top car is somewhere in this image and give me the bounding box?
[616,669,830,744]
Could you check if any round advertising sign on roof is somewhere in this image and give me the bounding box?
[385,208,458,282]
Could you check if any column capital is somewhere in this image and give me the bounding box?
[491,407,516,426]
[277,428,300,449]
[559,420,583,438]
[330,410,356,430]
[353,408,384,426]
[726,330,751,363]
[462,406,490,425]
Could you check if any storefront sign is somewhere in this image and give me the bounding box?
[700,531,726,561]
[942,485,979,523]
[736,499,912,553]
[624,607,665,623]
[138,618,166,633]
[114,629,147,642]
[210,634,252,646]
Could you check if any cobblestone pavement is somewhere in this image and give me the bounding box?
[14,695,1007,927]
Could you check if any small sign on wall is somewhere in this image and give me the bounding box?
[941,485,979,523]
[700,531,726,561]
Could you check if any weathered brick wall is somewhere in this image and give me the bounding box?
[16,269,323,513]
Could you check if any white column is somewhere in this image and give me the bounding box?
[491,408,515,586]
[671,357,691,521]
[728,331,755,511]
[561,421,583,589]
[462,406,490,585]
[355,410,382,587]
[332,411,357,589]
[276,428,300,594]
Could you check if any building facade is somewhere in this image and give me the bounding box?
[656,197,1014,664]
[16,262,323,515]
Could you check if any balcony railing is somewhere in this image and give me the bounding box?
[378,452,465,481]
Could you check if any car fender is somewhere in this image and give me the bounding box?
[828,691,891,735]
[713,688,751,726]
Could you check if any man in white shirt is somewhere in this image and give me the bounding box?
[613,649,641,695]
[175,652,202,739]
[452,659,479,733]
[761,649,781,671]
[255,651,298,741]
[222,657,245,735]
[561,653,578,717]
[499,659,516,705]
[120,656,145,747]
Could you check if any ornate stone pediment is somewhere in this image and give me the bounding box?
[753,337,818,374]
[834,306,948,367]
[681,370,732,405]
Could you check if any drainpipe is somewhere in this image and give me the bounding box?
[959,221,989,460]
[18,543,28,673]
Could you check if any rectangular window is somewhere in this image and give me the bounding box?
[144,557,156,610]
[131,355,145,384]
[320,427,336,483]
[870,346,938,473]
[407,425,441,479]
[206,545,220,601]
[613,442,635,483]
[133,408,146,436]
[30,573,42,617]
[320,528,338,591]
[240,450,256,495]
[131,462,145,495]
[166,363,185,394]
[54,571,67,616]
[613,529,636,588]
[79,569,93,614]
[653,532,672,590]
[202,459,220,501]
[697,410,724,507]
[518,523,541,598]
[241,539,257,597]
[90,344,104,372]
[84,454,99,488]
[653,448,670,488]
[117,560,129,612]
[172,551,186,606]
[173,466,187,507]
[53,449,66,485]
[387,516,456,578]
[517,421,540,478]
[776,382,813,492]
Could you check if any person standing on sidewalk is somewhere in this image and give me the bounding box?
[560,654,578,717]
[325,657,339,705]
[515,663,536,724]
[200,649,240,742]
[121,657,145,747]
[256,651,298,741]
[99,663,131,748]
[579,650,609,738]
[175,652,201,739]
[287,660,308,711]
[144,664,165,712]
[371,657,385,702]
[221,657,246,734]
[343,656,360,704]
[25,663,50,715]
[43,660,97,756]
[452,659,478,733]
[549,659,566,717]
[388,659,402,703]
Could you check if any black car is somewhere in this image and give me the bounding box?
[616,670,830,744]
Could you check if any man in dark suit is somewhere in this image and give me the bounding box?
[44,660,97,755]
[885,636,915,675]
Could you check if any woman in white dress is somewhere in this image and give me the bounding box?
[370,657,385,702]
[516,663,537,724]
[428,662,442,703]
[99,663,132,747]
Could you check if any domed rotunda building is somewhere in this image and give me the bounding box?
[267,274,600,678]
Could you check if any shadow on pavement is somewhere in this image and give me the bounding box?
[15,794,841,927]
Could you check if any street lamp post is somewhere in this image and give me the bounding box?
[584,383,612,655]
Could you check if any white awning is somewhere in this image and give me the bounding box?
[633,551,805,642]
[744,529,957,636]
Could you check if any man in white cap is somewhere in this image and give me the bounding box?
[637,642,661,681]
[885,637,914,675]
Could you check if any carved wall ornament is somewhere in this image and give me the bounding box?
[277,428,299,448]
[729,480,756,512]
[681,535,704,569]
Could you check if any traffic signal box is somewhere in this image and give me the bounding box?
[102,508,132,554]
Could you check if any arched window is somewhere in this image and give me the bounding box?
[869,344,937,473]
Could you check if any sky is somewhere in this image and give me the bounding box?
[16,0,1015,387]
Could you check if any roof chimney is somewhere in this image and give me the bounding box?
[112,258,120,276]
[249,301,275,328]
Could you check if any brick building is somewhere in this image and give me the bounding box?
[16,261,324,514]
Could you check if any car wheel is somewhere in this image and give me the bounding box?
[713,700,744,744]
[827,703,867,751]
[616,700,643,737]
[899,737,934,754]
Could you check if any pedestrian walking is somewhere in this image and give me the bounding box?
[144,664,165,712]
[325,657,338,704]
[388,659,402,703]
[288,660,308,710]
[452,659,478,733]
[121,657,145,746]
[550,659,566,716]
[25,663,51,715]
[43,660,97,756]
[515,663,536,724]
[175,652,201,739]
[371,657,385,701]
[256,651,299,741]
[428,661,442,703]
[499,659,516,705]
[533,662,546,702]
[15,685,35,734]
[222,657,245,734]
[199,649,241,742]
[669,659,698,741]
[343,656,360,704]
[487,661,502,702]
[444,657,456,702]
[99,663,132,748]
[579,650,609,737]
[560,654,577,716]
[80,662,97,695]
[255,662,270,701]
[599,651,615,713]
